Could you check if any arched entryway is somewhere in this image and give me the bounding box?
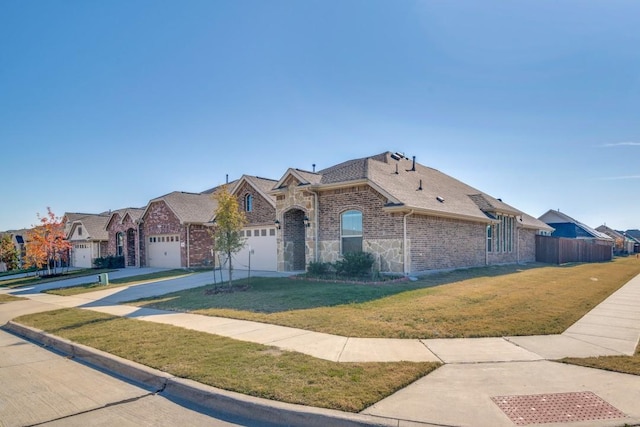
[283,208,307,271]
[126,228,136,266]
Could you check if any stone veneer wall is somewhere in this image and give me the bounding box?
[408,214,486,271]
[275,180,316,270]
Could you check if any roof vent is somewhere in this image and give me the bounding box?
[312,163,316,172]
[391,152,404,161]
[436,196,445,203]
[406,156,416,172]
[394,164,399,175]
[418,179,423,191]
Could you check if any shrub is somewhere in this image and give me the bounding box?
[335,252,374,277]
[307,261,332,276]
[93,256,124,269]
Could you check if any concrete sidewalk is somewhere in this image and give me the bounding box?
[3,269,640,426]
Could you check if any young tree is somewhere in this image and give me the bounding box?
[24,208,71,276]
[0,234,19,271]
[211,185,246,287]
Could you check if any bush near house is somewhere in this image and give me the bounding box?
[93,256,124,269]
[306,251,383,281]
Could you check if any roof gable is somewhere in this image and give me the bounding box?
[142,191,217,224]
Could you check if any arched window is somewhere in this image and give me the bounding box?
[244,194,253,212]
[116,232,124,257]
[341,210,363,254]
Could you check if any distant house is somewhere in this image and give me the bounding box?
[539,210,613,246]
[0,229,28,270]
[105,208,144,267]
[624,230,640,253]
[66,213,110,268]
[271,152,552,274]
[595,225,635,255]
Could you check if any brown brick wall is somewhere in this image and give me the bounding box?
[518,228,537,262]
[236,182,276,226]
[106,214,140,266]
[317,186,403,241]
[187,224,214,267]
[408,214,486,271]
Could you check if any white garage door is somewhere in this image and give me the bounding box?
[147,235,181,268]
[73,243,93,268]
[233,227,277,271]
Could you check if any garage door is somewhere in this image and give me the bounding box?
[147,235,181,268]
[233,227,277,271]
[72,243,93,268]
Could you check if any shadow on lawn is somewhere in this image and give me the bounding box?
[130,263,550,314]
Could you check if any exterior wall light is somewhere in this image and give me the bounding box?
[303,216,311,228]
[274,219,281,229]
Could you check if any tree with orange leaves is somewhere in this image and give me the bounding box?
[24,208,71,276]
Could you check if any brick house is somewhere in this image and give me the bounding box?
[271,152,552,274]
[539,210,613,246]
[139,192,217,268]
[201,175,278,270]
[105,208,144,267]
[66,213,110,268]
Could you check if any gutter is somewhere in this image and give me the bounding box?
[186,223,191,269]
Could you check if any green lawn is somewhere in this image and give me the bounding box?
[129,257,640,339]
[14,308,439,412]
[44,269,194,296]
[0,269,114,289]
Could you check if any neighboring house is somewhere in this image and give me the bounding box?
[139,191,217,268]
[595,225,634,255]
[624,230,640,253]
[228,175,278,271]
[539,210,613,246]
[271,151,552,274]
[105,208,145,267]
[66,213,110,268]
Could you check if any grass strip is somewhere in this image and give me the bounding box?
[44,269,194,296]
[0,294,24,303]
[130,257,640,339]
[561,343,640,376]
[0,269,115,289]
[15,308,438,412]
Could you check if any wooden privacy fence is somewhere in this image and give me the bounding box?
[535,235,613,264]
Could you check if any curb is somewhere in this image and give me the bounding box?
[3,321,407,427]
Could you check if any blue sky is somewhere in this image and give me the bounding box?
[1,1,639,231]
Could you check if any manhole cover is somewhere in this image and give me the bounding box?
[491,391,626,425]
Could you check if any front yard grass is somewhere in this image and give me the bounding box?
[0,294,24,303]
[44,269,194,296]
[13,308,439,412]
[561,342,640,376]
[129,257,640,338]
[0,268,114,289]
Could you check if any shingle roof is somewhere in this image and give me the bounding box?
[234,175,277,206]
[276,151,552,230]
[68,214,110,241]
[147,191,217,224]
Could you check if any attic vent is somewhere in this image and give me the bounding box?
[436,196,445,203]
[391,152,405,161]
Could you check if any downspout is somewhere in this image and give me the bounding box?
[311,190,319,262]
[485,225,489,266]
[403,210,414,276]
[186,223,190,269]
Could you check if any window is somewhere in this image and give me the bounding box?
[116,232,124,256]
[261,229,266,236]
[341,210,363,254]
[78,226,82,236]
[269,228,275,236]
[244,194,253,212]
[488,214,514,253]
[254,229,259,236]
